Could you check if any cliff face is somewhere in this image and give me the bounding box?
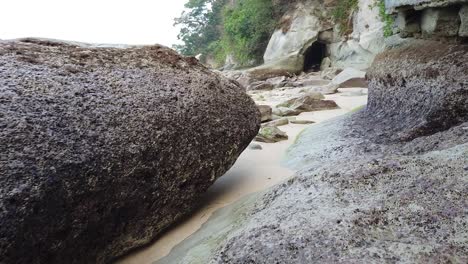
[250,0,386,74]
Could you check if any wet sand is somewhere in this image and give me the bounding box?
[116,88,368,264]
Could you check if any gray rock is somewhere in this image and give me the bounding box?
[290,120,315,124]
[289,79,330,87]
[367,40,468,141]
[321,67,342,80]
[257,105,273,122]
[320,57,331,71]
[386,0,468,12]
[263,0,326,74]
[265,76,287,88]
[303,83,339,95]
[331,68,367,88]
[272,107,302,117]
[0,38,260,264]
[255,126,288,143]
[277,93,339,113]
[421,6,461,37]
[459,5,468,36]
[396,10,422,37]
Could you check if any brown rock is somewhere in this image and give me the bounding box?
[0,38,260,264]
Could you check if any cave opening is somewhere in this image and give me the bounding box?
[303,41,327,72]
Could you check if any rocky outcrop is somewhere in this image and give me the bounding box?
[257,105,273,122]
[331,68,367,88]
[277,92,339,113]
[255,0,386,76]
[0,38,260,264]
[385,0,468,12]
[255,126,289,143]
[366,40,468,141]
[330,0,386,70]
[158,39,468,264]
[262,0,328,73]
[391,0,468,39]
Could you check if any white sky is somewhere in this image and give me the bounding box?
[0,0,188,47]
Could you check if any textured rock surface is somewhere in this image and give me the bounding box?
[261,117,289,127]
[331,68,367,88]
[257,105,273,122]
[330,0,386,70]
[0,38,260,264]
[277,93,339,112]
[385,0,468,11]
[367,40,468,141]
[259,0,385,74]
[263,0,326,72]
[158,39,468,264]
[421,6,461,36]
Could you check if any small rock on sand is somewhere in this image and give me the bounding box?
[262,118,289,127]
[257,105,273,122]
[290,120,315,124]
[248,143,263,150]
[255,126,288,143]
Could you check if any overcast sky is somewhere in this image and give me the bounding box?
[0,0,187,47]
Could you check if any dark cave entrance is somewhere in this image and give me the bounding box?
[303,41,326,72]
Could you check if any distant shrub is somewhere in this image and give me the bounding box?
[331,0,359,35]
[222,0,277,66]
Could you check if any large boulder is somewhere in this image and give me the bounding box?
[255,126,288,143]
[0,38,260,264]
[367,40,468,141]
[263,0,326,73]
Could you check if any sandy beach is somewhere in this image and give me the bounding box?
[116,88,368,264]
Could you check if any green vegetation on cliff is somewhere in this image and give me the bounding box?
[174,0,278,67]
[378,0,395,37]
[332,0,359,35]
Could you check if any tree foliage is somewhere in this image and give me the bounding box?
[173,0,227,56]
[173,0,277,67]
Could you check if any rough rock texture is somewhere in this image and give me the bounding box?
[257,105,273,122]
[261,117,290,127]
[158,40,468,264]
[254,0,385,76]
[272,107,302,117]
[331,68,367,88]
[277,93,339,112]
[421,6,461,36]
[367,40,468,141]
[0,38,260,264]
[255,126,289,143]
[459,5,468,36]
[385,0,468,12]
[330,0,386,70]
[263,0,327,73]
